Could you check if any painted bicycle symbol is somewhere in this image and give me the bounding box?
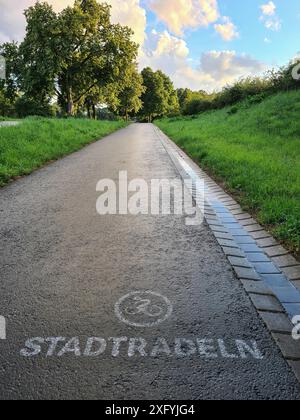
[115,291,173,328]
[124,296,164,318]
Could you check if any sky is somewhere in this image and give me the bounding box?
[0,0,299,92]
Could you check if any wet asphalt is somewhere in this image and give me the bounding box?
[0,123,299,400]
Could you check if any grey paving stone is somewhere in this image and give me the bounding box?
[246,253,270,263]
[249,294,284,313]
[259,312,294,334]
[271,333,300,360]
[220,199,236,205]
[217,210,235,216]
[228,256,252,268]
[272,255,300,268]
[253,262,281,274]
[213,210,232,216]
[272,287,300,304]
[234,267,261,281]
[209,225,229,233]
[214,232,234,240]
[257,237,278,248]
[235,213,252,220]
[210,204,228,212]
[222,223,241,229]
[235,236,256,245]
[282,266,300,281]
[261,274,289,287]
[239,244,262,253]
[241,280,274,296]
[217,193,232,204]
[239,218,258,226]
[206,217,222,225]
[292,281,300,293]
[219,217,239,229]
[264,245,289,258]
[288,361,300,382]
[230,209,245,215]
[244,224,264,233]
[218,217,237,223]
[250,230,271,240]
[204,210,216,216]
[216,238,239,248]
[229,229,248,236]
[226,204,241,210]
[283,303,300,319]
[222,247,245,258]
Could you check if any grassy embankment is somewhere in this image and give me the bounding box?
[0,117,127,186]
[156,90,300,255]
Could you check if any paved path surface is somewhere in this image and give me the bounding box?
[0,121,19,127]
[0,123,299,400]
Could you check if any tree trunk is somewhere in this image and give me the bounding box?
[92,104,96,120]
[87,104,91,119]
[67,87,74,117]
[67,100,73,116]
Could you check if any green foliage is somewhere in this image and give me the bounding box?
[156,90,300,253]
[179,59,300,116]
[14,96,56,118]
[140,67,179,121]
[0,42,20,116]
[0,0,299,121]
[115,64,145,120]
[177,88,213,115]
[5,0,138,117]
[0,118,127,186]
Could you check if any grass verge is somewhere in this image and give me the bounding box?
[155,90,300,255]
[0,117,127,186]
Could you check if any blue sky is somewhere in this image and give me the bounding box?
[0,0,299,91]
[143,0,299,66]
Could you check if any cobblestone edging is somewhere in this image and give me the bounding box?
[154,125,300,383]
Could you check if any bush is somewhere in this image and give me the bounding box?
[183,99,212,115]
[15,97,56,118]
[227,106,239,115]
[0,91,16,117]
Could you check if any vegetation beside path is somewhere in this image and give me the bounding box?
[156,90,300,255]
[0,118,127,186]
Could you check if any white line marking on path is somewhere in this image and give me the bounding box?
[0,316,6,340]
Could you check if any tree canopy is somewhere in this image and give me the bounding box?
[1,0,299,120]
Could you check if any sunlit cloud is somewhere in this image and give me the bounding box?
[148,0,220,36]
[141,30,266,91]
[214,17,239,42]
[260,1,282,31]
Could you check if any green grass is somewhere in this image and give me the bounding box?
[0,117,127,186]
[156,90,300,255]
[0,116,19,121]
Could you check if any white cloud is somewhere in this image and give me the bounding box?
[0,1,266,93]
[264,16,281,31]
[140,30,266,91]
[260,1,281,31]
[260,1,276,16]
[107,0,147,47]
[148,0,220,36]
[214,16,239,41]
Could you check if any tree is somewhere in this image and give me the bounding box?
[140,68,178,122]
[0,42,20,116]
[19,0,139,116]
[19,3,58,104]
[158,70,179,116]
[115,64,145,120]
